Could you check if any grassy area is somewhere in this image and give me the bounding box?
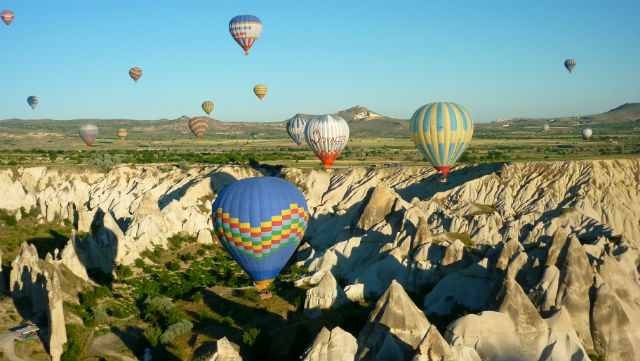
[0,207,74,265]
[446,232,474,251]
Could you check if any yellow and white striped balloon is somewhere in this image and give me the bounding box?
[409,102,473,177]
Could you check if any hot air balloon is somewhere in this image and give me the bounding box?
[213,177,309,297]
[286,114,308,145]
[582,128,592,140]
[229,15,262,56]
[305,114,350,168]
[202,101,214,115]
[409,102,474,182]
[253,85,267,100]
[129,67,142,82]
[79,124,99,147]
[1,10,14,26]
[27,96,38,110]
[542,124,550,133]
[117,128,128,140]
[188,117,208,139]
[250,132,259,139]
[564,59,576,73]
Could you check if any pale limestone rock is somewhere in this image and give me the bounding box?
[47,272,67,361]
[197,229,214,245]
[440,239,466,267]
[344,283,365,303]
[0,170,36,211]
[357,280,431,361]
[206,337,243,361]
[356,182,397,231]
[529,265,561,312]
[304,271,349,318]
[411,324,455,361]
[591,282,640,361]
[301,327,357,361]
[55,231,90,281]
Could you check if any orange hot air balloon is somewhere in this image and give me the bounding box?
[253,85,267,100]
[117,128,128,140]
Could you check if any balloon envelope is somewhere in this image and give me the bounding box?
[202,101,214,115]
[542,124,550,132]
[1,10,14,26]
[27,96,38,109]
[188,117,208,139]
[305,114,350,167]
[409,102,474,177]
[117,128,128,140]
[286,114,308,145]
[250,132,259,139]
[129,67,142,82]
[229,15,262,55]
[212,177,309,289]
[582,128,592,140]
[79,124,98,147]
[564,59,576,73]
[253,85,267,100]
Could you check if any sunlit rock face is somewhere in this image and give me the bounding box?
[1,159,639,360]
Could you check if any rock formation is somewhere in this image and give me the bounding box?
[206,337,243,361]
[0,250,5,294]
[301,327,357,361]
[303,271,349,318]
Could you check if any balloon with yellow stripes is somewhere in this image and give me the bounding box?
[409,102,474,181]
[253,84,267,100]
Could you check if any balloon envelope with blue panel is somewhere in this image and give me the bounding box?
[409,102,474,178]
[212,177,309,290]
[286,114,308,145]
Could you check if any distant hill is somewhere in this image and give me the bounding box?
[490,102,640,126]
[293,106,408,138]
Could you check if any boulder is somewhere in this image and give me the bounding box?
[197,229,214,245]
[301,327,357,361]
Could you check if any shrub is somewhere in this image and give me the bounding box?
[243,328,261,346]
[159,319,193,344]
[143,326,162,348]
[117,265,133,279]
[192,292,203,303]
[220,315,234,327]
[134,258,145,268]
[166,261,181,271]
[93,308,109,325]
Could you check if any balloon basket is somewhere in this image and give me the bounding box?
[245,52,249,56]
[440,176,447,183]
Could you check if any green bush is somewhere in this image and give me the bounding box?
[143,326,162,348]
[159,319,193,344]
[192,292,203,303]
[243,328,261,346]
[166,261,181,271]
[117,265,133,279]
[134,258,145,268]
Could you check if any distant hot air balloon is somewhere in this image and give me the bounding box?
[79,124,99,147]
[117,128,128,140]
[250,132,259,139]
[229,15,262,56]
[129,67,142,82]
[410,102,474,182]
[564,59,576,73]
[213,177,309,296]
[27,96,38,110]
[202,101,214,115]
[1,10,14,26]
[188,117,208,139]
[305,114,350,168]
[542,124,550,133]
[286,114,308,145]
[582,128,592,140]
[253,85,267,100]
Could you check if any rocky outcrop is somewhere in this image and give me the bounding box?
[47,272,67,361]
[303,271,349,318]
[356,182,397,231]
[357,280,431,361]
[206,337,243,361]
[301,327,357,361]
[0,250,6,294]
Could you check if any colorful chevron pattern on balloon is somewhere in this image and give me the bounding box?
[188,117,208,139]
[117,128,128,140]
[215,203,308,259]
[129,67,142,82]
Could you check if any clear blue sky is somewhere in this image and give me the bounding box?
[1,0,639,123]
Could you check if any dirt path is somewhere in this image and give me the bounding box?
[87,333,138,361]
[0,332,24,361]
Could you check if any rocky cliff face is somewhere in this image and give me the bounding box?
[1,159,639,360]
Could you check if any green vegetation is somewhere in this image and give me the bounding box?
[446,232,474,251]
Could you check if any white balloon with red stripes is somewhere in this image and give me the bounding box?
[304,114,349,168]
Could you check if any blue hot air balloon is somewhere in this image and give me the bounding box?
[212,177,309,295]
[27,96,38,109]
[286,114,308,145]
